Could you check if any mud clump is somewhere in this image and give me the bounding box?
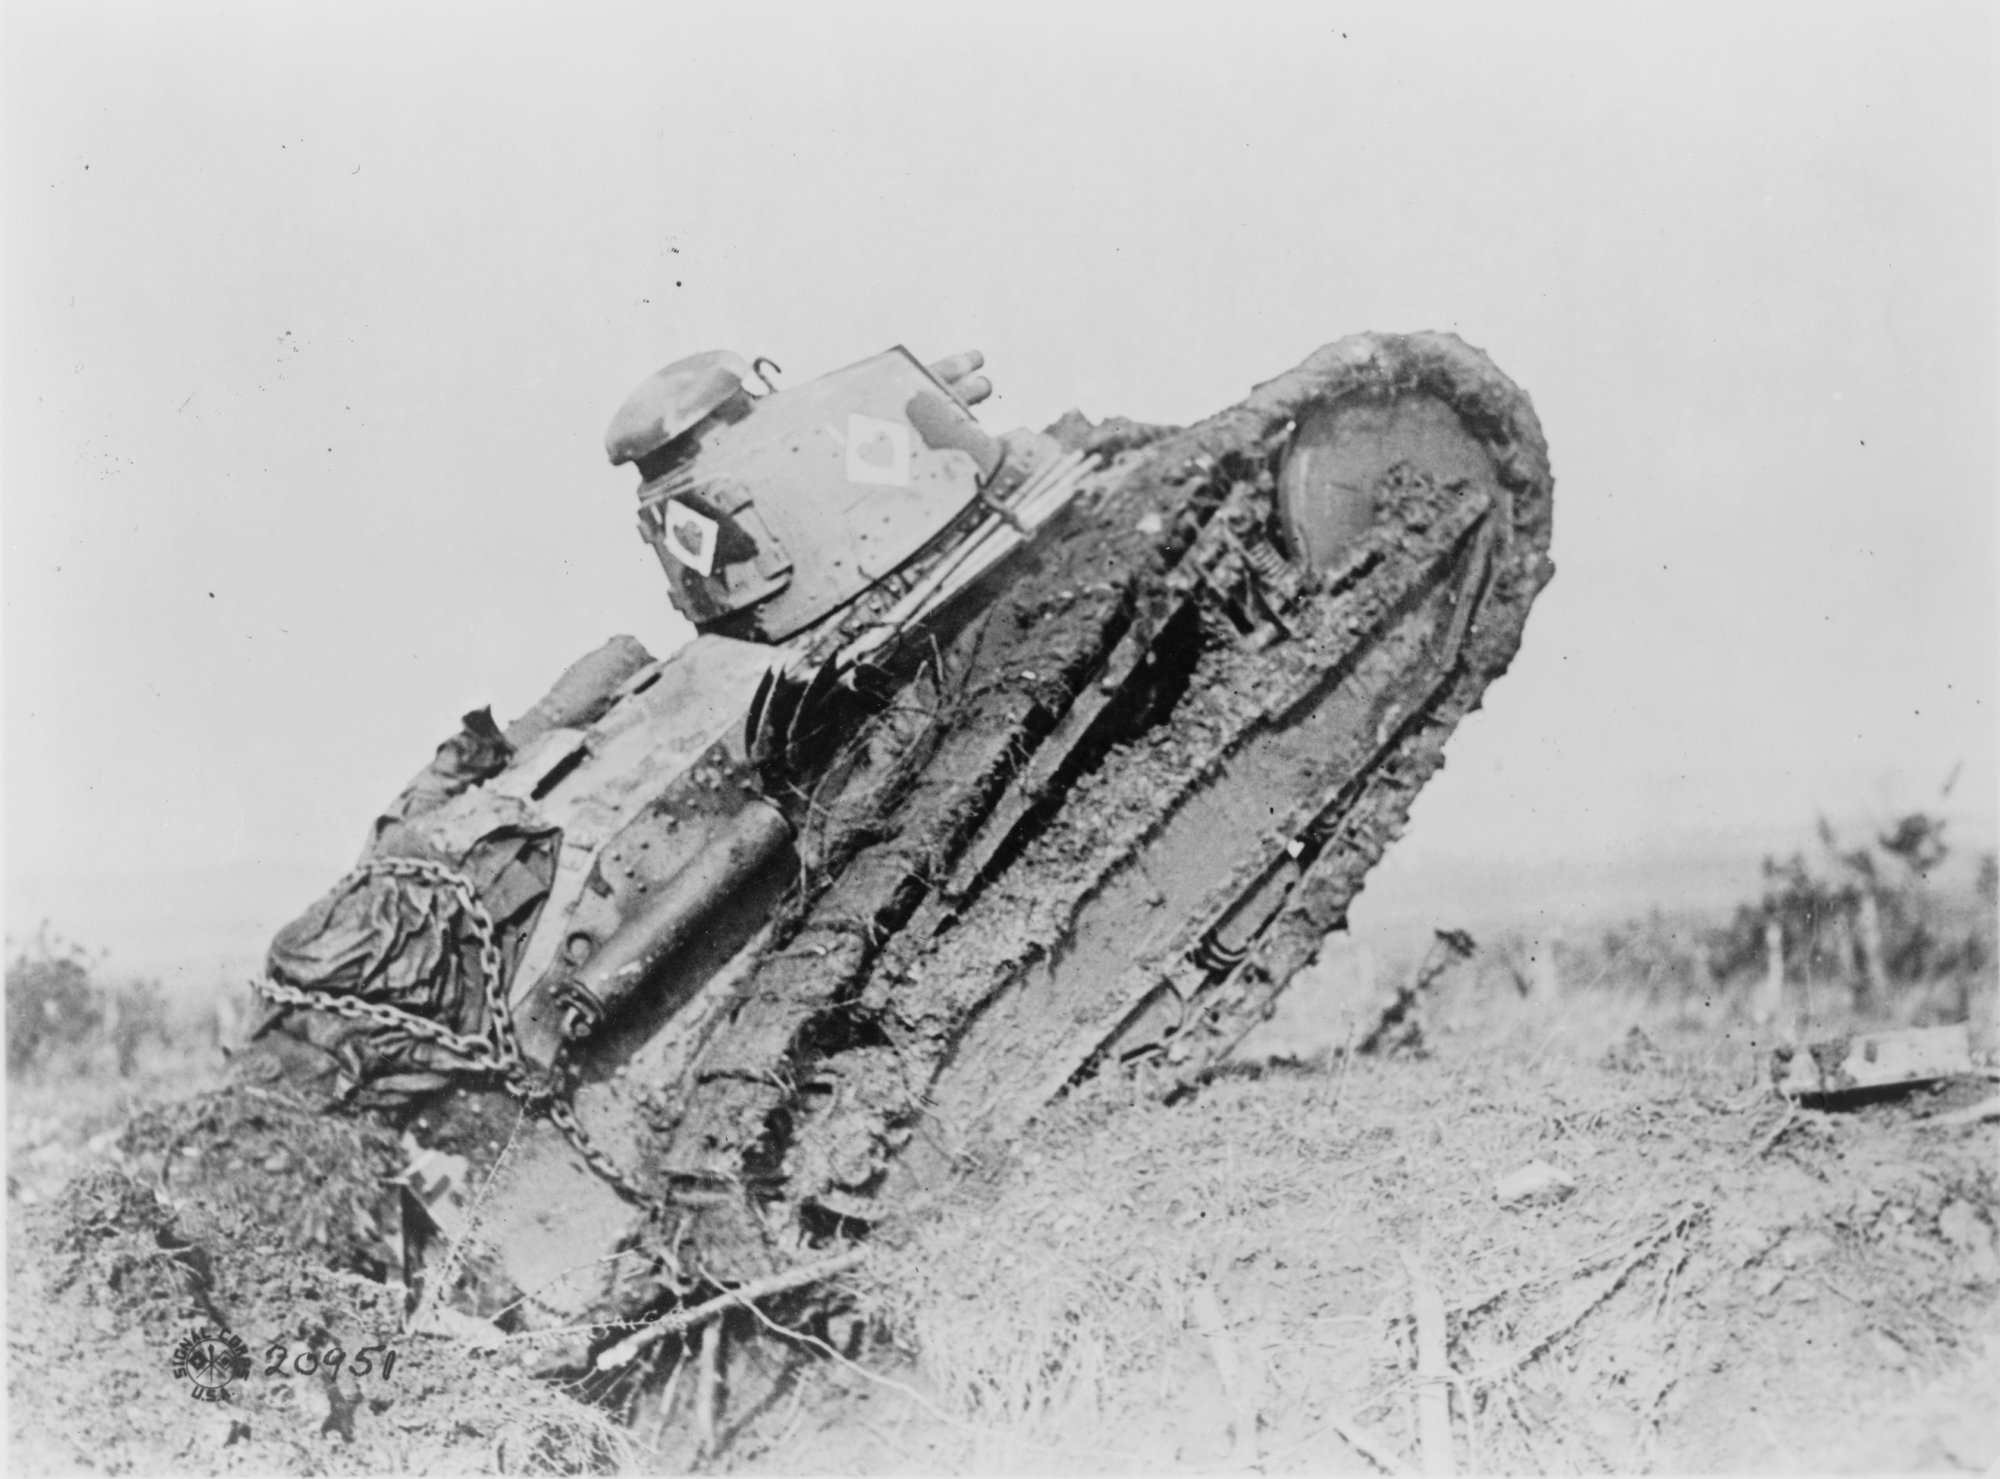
[8,1089,626,1474]
[116,1085,406,1276]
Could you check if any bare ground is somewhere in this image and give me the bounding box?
[9,966,1997,1474]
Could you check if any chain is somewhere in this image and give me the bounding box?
[541,1093,658,1209]
[253,856,660,1212]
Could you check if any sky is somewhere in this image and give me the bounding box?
[3,3,1995,957]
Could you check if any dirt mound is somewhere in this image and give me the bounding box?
[733,983,2000,1473]
[7,1088,627,1474]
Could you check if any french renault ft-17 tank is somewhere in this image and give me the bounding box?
[244,332,1553,1353]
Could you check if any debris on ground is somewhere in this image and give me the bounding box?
[1925,1092,2000,1129]
[1495,1160,1577,1210]
[1772,1021,1977,1101]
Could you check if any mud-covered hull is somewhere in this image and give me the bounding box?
[659,332,1553,1236]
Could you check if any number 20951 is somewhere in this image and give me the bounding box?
[263,1343,398,1380]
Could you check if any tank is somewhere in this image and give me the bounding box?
[241,331,1554,1363]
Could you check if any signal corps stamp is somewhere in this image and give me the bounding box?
[170,1326,251,1403]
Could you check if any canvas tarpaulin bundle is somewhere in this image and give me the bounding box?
[245,710,562,1111]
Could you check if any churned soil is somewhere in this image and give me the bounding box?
[7,1081,628,1474]
[736,977,1999,1474]
[9,972,1997,1474]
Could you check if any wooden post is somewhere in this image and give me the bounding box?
[1690,944,1717,1008]
[1855,891,1889,1009]
[1757,919,1784,1026]
[1530,929,1562,1002]
[1825,910,1857,989]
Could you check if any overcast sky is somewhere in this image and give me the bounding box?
[4,2,1994,906]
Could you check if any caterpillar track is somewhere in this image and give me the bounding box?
[248,329,1552,1344]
